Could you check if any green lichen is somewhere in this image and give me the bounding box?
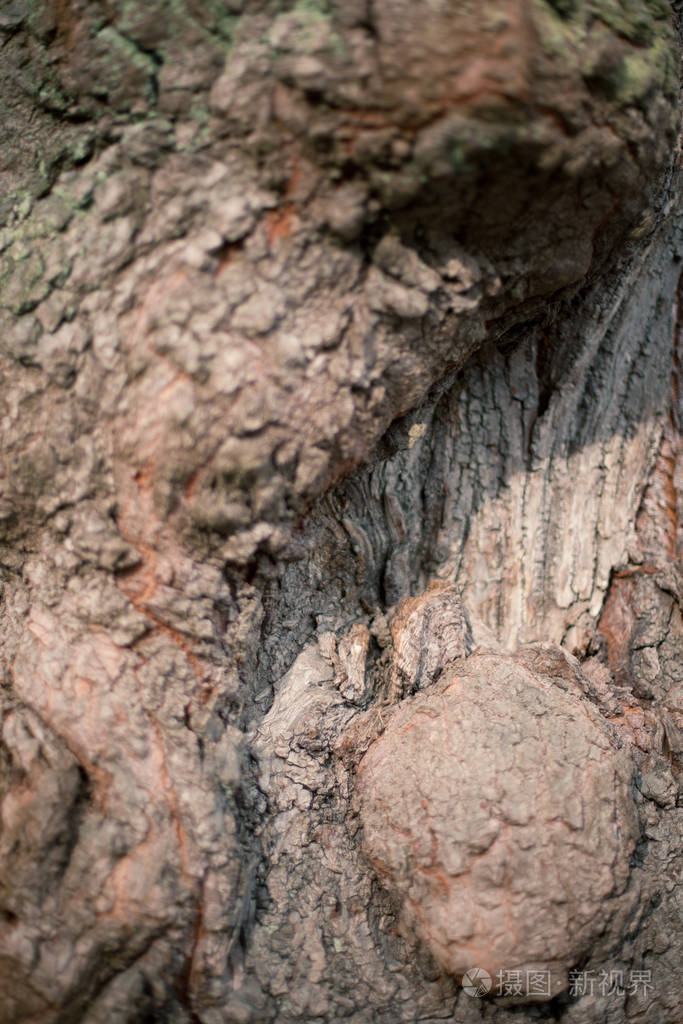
[644,0,670,17]
[91,25,158,107]
[588,0,654,44]
[535,6,587,55]
[616,32,677,104]
[450,143,472,175]
[0,251,50,315]
[35,80,70,115]
[329,29,346,60]
[164,0,237,44]
[189,103,210,124]
[267,0,334,59]
[0,193,33,230]
[294,0,331,17]
[541,0,672,41]
[10,193,74,243]
[200,0,238,42]
[537,0,677,108]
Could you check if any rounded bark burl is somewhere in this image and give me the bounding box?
[357,651,640,1001]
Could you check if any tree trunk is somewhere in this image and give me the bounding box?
[0,2,681,1022]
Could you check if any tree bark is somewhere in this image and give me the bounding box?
[0,2,681,1022]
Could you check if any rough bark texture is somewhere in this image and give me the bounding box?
[357,648,640,999]
[0,2,681,1022]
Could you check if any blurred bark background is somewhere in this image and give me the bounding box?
[0,2,681,1022]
